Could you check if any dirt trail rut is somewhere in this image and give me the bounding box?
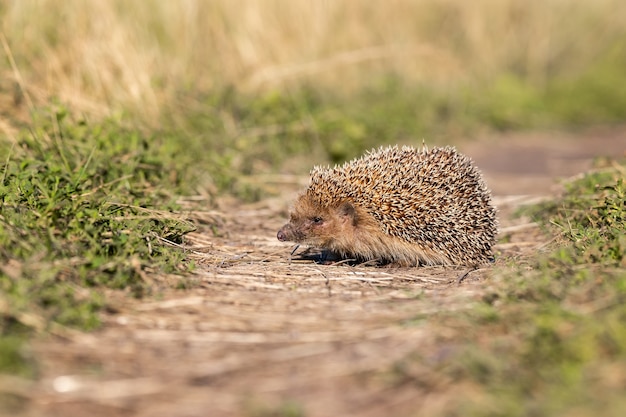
[19,128,626,417]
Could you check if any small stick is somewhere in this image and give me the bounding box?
[457,267,477,284]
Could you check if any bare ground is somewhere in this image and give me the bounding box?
[10,128,626,417]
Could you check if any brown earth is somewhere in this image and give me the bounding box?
[8,127,626,417]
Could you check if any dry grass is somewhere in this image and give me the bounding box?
[2,0,625,122]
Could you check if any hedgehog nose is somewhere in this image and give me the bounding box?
[278,224,295,242]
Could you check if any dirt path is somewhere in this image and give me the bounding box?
[19,128,626,417]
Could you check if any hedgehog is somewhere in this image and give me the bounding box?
[276,145,498,267]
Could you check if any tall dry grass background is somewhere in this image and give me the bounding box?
[2,0,625,124]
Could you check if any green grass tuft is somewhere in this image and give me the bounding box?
[0,107,198,373]
[522,166,626,267]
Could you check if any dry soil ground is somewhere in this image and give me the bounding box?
[11,128,626,417]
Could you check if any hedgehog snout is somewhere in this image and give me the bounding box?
[277,224,293,242]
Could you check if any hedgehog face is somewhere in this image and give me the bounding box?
[277,196,358,248]
[276,212,330,245]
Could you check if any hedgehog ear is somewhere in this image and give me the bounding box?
[337,201,357,225]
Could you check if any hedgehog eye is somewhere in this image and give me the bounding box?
[312,216,324,224]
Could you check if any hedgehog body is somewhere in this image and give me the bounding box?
[277,146,498,266]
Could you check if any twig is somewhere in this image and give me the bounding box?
[329,258,358,266]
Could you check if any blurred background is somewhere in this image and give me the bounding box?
[1,0,625,197]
